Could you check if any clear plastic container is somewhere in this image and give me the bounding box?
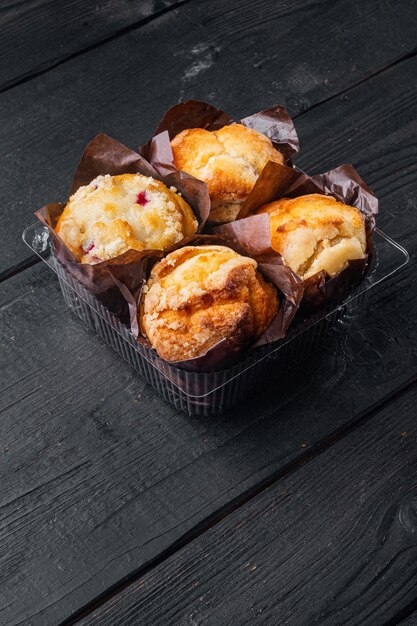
[23,223,409,415]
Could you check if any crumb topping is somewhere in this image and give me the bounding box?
[56,173,198,263]
[257,194,366,279]
[140,245,278,362]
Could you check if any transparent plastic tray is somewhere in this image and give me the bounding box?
[23,223,409,415]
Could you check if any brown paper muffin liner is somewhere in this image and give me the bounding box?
[34,131,376,373]
[35,133,210,319]
[139,100,299,199]
[108,233,304,372]
[213,163,378,309]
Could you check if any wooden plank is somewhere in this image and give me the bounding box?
[78,382,417,626]
[1,0,417,273]
[2,28,417,626]
[295,60,417,244]
[0,0,184,91]
[0,190,416,620]
[3,264,416,626]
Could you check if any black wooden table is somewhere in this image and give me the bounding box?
[1,1,417,624]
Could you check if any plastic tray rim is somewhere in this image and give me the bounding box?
[22,223,410,399]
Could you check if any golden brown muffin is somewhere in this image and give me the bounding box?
[256,194,366,280]
[56,173,197,263]
[140,245,278,361]
[171,123,284,224]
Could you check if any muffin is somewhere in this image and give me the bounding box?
[140,245,278,361]
[171,124,284,224]
[256,194,366,280]
[56,173,198,263]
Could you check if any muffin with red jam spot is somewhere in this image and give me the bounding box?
[56,173,198,263]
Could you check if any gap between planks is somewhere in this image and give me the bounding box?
[60,374,417,626]
[392,604,417,626]
[2,44,415,622]
[0,254,39,284]
[0,0,192,95]
[1,8,415,621]
[292,46,417,120]
[384,599,417,626]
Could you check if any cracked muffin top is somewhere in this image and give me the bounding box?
[256,193,366,280]
[171,123,284,224]
[140,245,279,362]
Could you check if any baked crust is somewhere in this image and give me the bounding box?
[257,194,366,279]
[140,245,278,361]
[56,173,197,263]
[171,124,284,224]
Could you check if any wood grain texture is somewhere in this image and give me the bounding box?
[0,0,184,91]
[0,203,415,622]
[2,263,416,626]
[1,0,417,273]
[2,2,417,622]
[79,383,417,626]
[2,15,417,625]
[295,57,417,246]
